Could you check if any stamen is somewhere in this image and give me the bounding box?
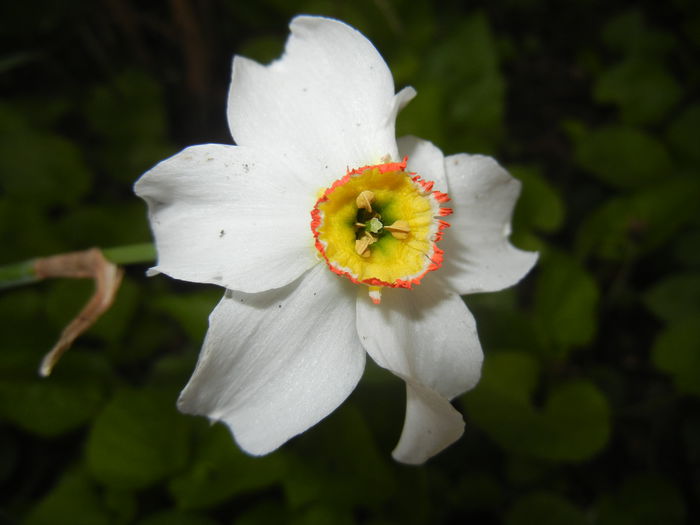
[384,220,411,239]
[368,286,382,304]
[356,190,375,212]
[355,233,376,257]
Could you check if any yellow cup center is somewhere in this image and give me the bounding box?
[311,158,451,301]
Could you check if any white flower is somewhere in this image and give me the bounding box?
[134,16,537,464]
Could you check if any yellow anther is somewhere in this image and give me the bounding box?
[368,286,382,304]
[384,220,411,239]
[355,233,377,257]
[356,190,375,212]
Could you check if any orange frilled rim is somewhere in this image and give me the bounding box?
[310,157,452,290]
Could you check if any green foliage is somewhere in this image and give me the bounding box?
[595,475,686,525]
[571,125,672,189]
[87,389,191,489]
[283,404,395,511]
[644,273,700,322]
[594,60,681,125]
[652,316,700,397]
[0,286,109,435]
[464,353,610,461]
[0,360,105,436]
[602,10,675,57]
[595,11,681,125]
[85,71,174,184]
[25,469,113,525]
[512,165,565,234]
[154,290,220,342]
[533,251,599,353]
[667,104,700,165]
[576,177,700,260]
[506,492,587,525]
[396,12,505,154]
[169,423,285,509]
[136,511,219,525]
[0,103,91,207]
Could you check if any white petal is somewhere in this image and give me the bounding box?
[178,264,365,456]
[134,144,317,293]
[397,135,447,191]
[392,381,465,465]
[356,281,483,463]
[227,16,402,185]
[441,154,538,295]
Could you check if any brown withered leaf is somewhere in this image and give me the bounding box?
[35,248,123,377]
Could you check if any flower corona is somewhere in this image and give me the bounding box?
[311,157,452,304]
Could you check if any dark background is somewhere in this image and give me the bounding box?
[1,0,698,523]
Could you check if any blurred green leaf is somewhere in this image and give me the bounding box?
[446,471,503,512]
[238,35,285,63]
[0,103,91,206]
[466,292,544,360]
[572,125,672,189]
[673,229,700,268]
[288,505,355,525]
[154,289,220,342]
[0,51,40,73]
[136,510,219,525]
[643,273,700,322]
[102,488,137,524]
[596,475,686,525]
[149,351,199,389]
[512,165,565,233]
[169,422,285,510]
[652,316,700,397]
[85,70,173,183]
[398,12,504,153]
[0,351,107,437]
[153,288,221,344]
[25,469,111,525]
[594,59,681,125]
[0,430,18,485]
[87,388,191,489]
[464,352,610,461]
[231,500,288,525]
[0,199,64,262]
[534,251,599,351]
[577,177,700,260]
[57,203,152,248]
[283,404,395,510]
[667,103,700,165]
[505,491,587,525]
[602,10,675,58]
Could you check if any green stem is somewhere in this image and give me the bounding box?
[0,242,156,291]
[0,259,38,290]
[102,242,157,266]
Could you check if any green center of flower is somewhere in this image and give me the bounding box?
[353,190,412,258]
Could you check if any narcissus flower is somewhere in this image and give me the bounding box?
[135,16,537,464]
